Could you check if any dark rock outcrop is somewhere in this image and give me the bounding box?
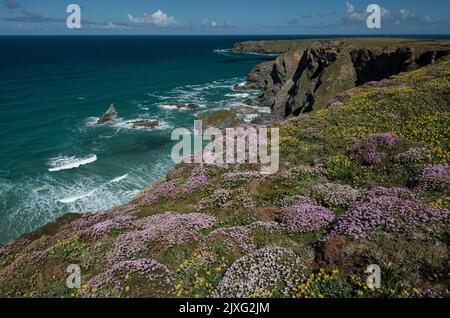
[196,109,241,129]
[129,120,159,128]
[234,39,450,118]
[97,104,118,124]
[167,103,200,110]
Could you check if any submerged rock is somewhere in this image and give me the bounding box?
[187,103,200,109]
[97,104,118,124]
[167,103,200,110]
[129,120,159,129]
[35,186,50,193]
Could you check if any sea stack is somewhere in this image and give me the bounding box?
[97,103,118,124]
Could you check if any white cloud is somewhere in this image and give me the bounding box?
[101,21,129,30]
[201,19,233,29]
[381,8,391,18]
[345,1,366,21]
[400,9,415,19]
[127,9,178,27]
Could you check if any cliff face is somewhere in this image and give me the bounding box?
[234,39,450,118]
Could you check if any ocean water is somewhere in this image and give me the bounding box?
[0,35,290,243]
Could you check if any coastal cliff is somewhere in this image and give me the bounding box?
[233,39,450,118]
[0,39,449,298]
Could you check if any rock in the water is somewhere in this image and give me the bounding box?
[35,186,50,193]
[97,104,118,124]
[129,120,159,129]
[167,103,200,110]
[187,103,200,110]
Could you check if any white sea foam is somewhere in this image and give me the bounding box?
[98,134,116,139]
[247,105,271,113]
[213,49,230,54]
[159,104,179,110]
[159,103,205,111]
[110,174,128,183]
[2,146,179,242]
[112,118,173,131]
[226,92,250,98]
[85,117,100,127]
[58,190,96,204]
[147,92,171,100]
[48,155,97,172]
[231,82,248,91]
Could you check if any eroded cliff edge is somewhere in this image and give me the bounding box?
[232,38,450,118]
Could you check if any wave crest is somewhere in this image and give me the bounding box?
[48,155,97,172]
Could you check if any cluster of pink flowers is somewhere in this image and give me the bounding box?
[83,259,173,297]
[348,133,400,165]
[247,221,283,233]
[199,189,231,210]
[362,186,416,200]
[224,171,263,181]
[182,170,209,195]
[140,181,177,205]
[311,183,361,208]
[0,251,47,283]
[108,212,216,263]
[212,246,308,298]
[66,203,140,239]
[279,195,316,208]
[206,226,256,253]
[412,164,450,191]
[69,211,110,234]
[279,204,335,233]
[394,149,423,164]
[222,188,255,210]
[87,214,136,239]
[329,196,449,239]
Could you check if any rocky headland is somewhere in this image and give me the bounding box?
[231,38,450,119]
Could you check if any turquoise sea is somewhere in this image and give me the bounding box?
[0,35,291,243]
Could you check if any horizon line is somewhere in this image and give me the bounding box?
[0,33,449,37]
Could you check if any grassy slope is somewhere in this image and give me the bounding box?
[0,57,449,298]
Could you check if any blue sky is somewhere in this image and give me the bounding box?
[1,0,449,35]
